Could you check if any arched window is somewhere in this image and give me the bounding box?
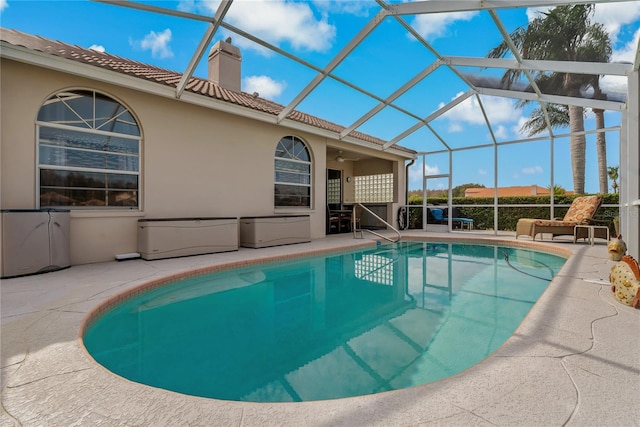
[274,136,311,208]
[36,90,141,209]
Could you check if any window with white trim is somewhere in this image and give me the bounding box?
[36,90,141,209]
[274,136,311,208]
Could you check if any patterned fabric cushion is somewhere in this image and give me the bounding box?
[532,219,575,227]
[562,195,601,224]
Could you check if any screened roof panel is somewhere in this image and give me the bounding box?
[392,66,470,124]
[403,10,510,58]
[2,0,636,161]
[355,105,423,143]
[394,127,446,154]
[296,77,382,131]
[331,18,438,99]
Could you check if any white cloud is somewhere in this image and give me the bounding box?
[130,29,174,59]
[424,163,440,175]
[611,27,640,63]
[311,0,374,17]
[594,27,638,101]
[438,93,520,126]
[177,0,195,12]
[0,0,8,12]
[493,125,508,140]
[512,116,539,139]
[594,2,640,44]
[409,160,439,187]
[521,165,543,175]
[89,44,106,53]
[448,123,463,133]
[600,74,628,103]
[411,10,478,41]
[243,75,286,99]
[180,0,336,53]
[478,168,487,176]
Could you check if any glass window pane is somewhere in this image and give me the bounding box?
[40,146,139,171]
[38,91,93,129]
[39,188,107,207]
[40,126,139,154]
[40,170,138,190]
[274,159,310,173]
[95,94,123,122]
[275,171,311,185]
[109,190,138,206]
[275,184,310,207]
[274,136,312,208]
[275,136,310,161]
[110,113,141,136]
[37,90,141,209]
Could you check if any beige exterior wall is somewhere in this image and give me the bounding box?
[1,59,409,265]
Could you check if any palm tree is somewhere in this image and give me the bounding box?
[488,5,611,195]
[582,22,612,193]
[518,103,569,136]
[547,184,567,196]
[608,166,619,193]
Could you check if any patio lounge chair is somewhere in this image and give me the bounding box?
[515,195,602,241]
[427,208,445,224]
[443,207,474,230]
[427,207,474,230]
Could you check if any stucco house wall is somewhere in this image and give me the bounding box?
[1,58,408,265]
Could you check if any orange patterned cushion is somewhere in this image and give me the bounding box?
[563,195,601,224]
[532,219,576,227]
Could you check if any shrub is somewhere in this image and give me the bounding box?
[405,193,619,231]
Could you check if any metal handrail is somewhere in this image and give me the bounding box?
[352,203,401,243]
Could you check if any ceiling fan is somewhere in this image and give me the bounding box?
[335,150,360,162]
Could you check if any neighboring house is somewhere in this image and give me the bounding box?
[464,185,571,197]
[0,28,415,265]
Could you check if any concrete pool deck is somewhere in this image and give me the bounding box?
[2,231,639,426]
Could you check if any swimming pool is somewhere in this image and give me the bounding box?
[82,241,567,402]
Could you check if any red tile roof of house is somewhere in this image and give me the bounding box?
[0,28,415,156]
[465,185,552,197]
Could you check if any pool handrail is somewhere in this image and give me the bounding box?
[353,203,401,243]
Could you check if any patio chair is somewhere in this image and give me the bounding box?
[427,208,445,224]
[515,195,602,241]
[443,207,474,230]
[327,205,340,234]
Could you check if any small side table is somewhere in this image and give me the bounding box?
[574,224,610,245]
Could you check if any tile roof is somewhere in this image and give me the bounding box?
[0,28,415,156]
[465,185,552,197]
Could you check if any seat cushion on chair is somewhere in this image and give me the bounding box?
[533,219,577,227]
[563,195,602,224]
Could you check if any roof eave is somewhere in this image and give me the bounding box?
[0,41,416,161]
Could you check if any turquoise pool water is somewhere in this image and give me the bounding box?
[83,241,566,402]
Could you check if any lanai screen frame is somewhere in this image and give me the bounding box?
[95,0,640,254]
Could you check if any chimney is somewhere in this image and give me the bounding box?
[208,38,241,92]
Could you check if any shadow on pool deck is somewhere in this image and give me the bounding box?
[2,230,639,426]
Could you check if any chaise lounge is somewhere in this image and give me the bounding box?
[428,207,474,230]
[515,195,602,241]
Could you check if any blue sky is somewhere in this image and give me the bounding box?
[2,0,639,193]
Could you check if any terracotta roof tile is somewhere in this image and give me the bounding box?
[465,185,559,197]
[1,28,415,155]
